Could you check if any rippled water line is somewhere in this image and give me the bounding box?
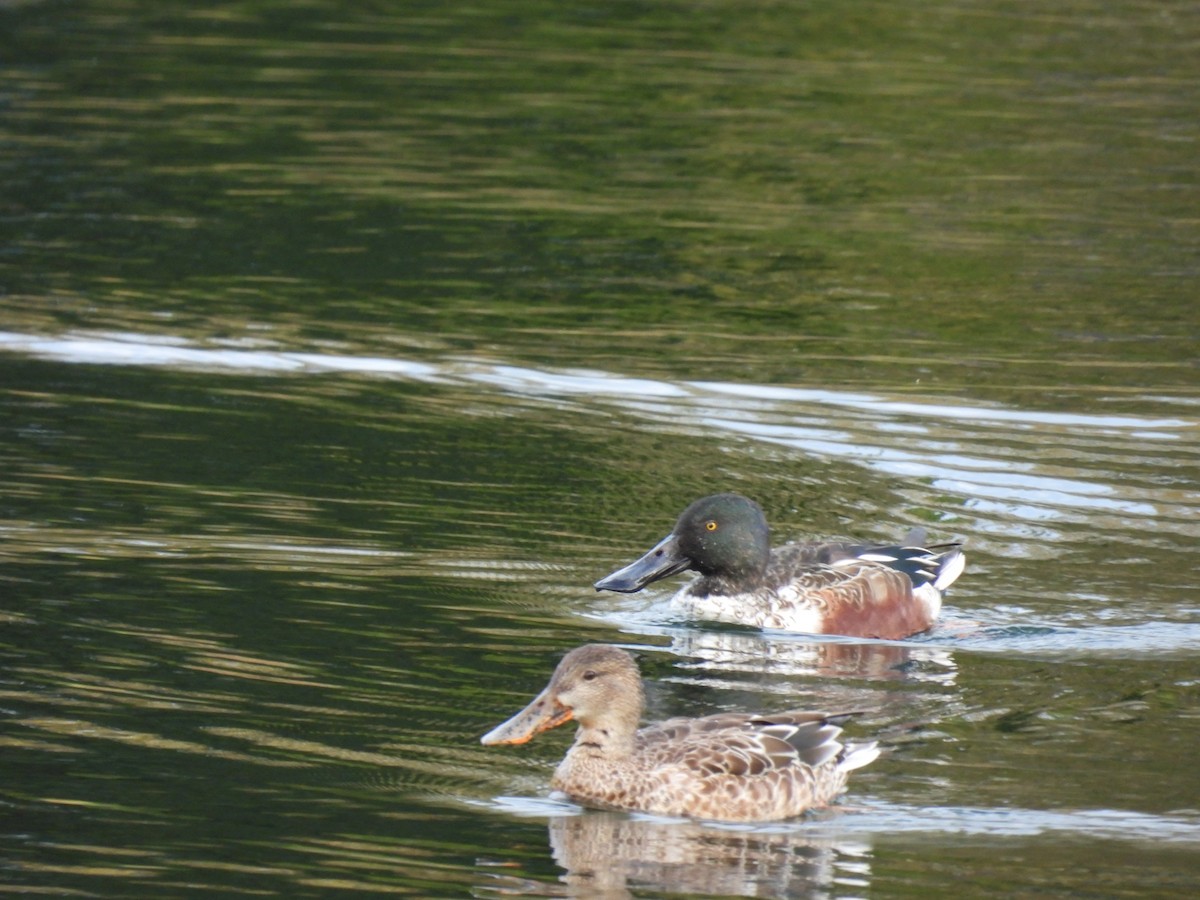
[712,418,1164,511]
[841,803,1200,844]
[2,331,1197,530]
[486,795,1200,844]
[692,381,1193,431]
[1,330,1191,428]
[0,331,1189,437]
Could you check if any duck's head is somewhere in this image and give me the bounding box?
[594,493,771,593]
[480,644,644,746]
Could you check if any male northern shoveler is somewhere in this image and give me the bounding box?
[481,643,879,822]
[594,493,965,640]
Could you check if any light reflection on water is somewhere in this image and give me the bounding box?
[484,793,1200,844]
[0,329,1189,425]
[3,329,1195,530]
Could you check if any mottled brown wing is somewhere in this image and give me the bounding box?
[640,710,838,742]
[636,713,751,761]
[637,711,849,776]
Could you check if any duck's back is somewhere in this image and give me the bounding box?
[554,710,871,822]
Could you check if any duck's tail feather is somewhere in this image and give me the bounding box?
[839,741,881,773]
[855,541,965,593]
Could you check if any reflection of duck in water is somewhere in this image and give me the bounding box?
[666,628,959,688]
[595,493,965,640]
[547,811,871,899]
[481,644,878,822]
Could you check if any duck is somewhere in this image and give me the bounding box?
[594,493,965,640]
[481,643,878,822]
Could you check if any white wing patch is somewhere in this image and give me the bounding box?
[852,552,901,564]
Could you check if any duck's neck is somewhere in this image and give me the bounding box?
[693,565,767,597]
[570,688,643,759]
[572,722,636,758]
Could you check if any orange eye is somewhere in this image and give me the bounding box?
[705,520,718,532]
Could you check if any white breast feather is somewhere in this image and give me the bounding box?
[671,584,823,633]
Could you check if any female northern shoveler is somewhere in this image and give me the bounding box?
[594,493,965,640]
[481,643,879,822]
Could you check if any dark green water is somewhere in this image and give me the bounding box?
[2,1,1198,896]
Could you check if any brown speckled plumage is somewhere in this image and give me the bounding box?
[481,644,879,822]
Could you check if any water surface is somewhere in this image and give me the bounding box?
[2,1,1198,897]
